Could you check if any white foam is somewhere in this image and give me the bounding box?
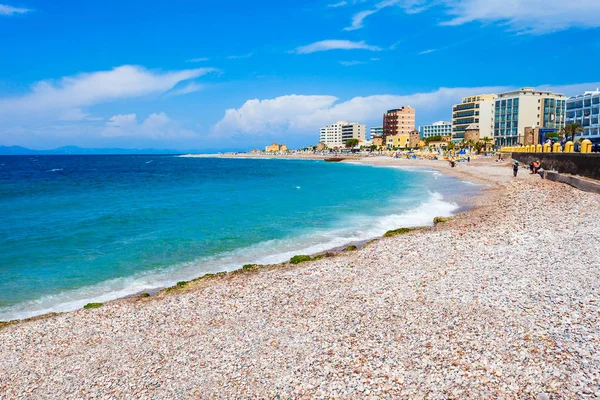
[0,192,460,322]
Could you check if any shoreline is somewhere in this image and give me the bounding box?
[2,158,599,398]
[0,157,483,325]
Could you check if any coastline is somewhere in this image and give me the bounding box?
[0,156,478,323]
[2,157,599,397]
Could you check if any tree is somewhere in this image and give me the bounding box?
[447,142,456,151]
[561,123,584,142]
[345,139,359,149]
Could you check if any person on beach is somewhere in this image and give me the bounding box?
[530,161,535,174]
[512,160,520,177]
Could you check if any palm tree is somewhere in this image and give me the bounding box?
[561,123,584,142]
[482,136,492,152]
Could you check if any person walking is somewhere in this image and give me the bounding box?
[512,160,520,177]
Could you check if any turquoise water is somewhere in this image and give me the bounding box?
[0,155,480,321]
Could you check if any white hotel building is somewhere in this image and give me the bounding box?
[319,121,366,148]
[420,121,452,138]
[566,89,600,141]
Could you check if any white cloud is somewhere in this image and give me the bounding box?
[166,82,204,97]
[0,65,218,118]
[187,57,210,62]
[227,53,253,59]
[439,0,600,34]
[215,83,600,138]
[0,4,31,15]
[328,1,348,7]
[103,112,195,138]
[294,40,381,54]
[343,0,425,30]
[343,0,600,34]
[418,49,436,55]
[339,60,367,66]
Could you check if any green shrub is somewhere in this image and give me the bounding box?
[139,293,150,298]
[290,255,312,264]
[433,217,449,225]
[83,302,103,309]
[344,245,358,251]
[176,281,187,287]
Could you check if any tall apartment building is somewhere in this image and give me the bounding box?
[369,126,383,138]
[452,94,496,143]
[420,121,452,138]
[566,89,600,141]
[383,107,415,138]
[493,88,566,146]
[319,121,366,148]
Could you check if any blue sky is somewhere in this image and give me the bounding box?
[1,0,600,151]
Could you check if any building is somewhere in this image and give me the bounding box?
[265,143,287,152]
[319,121,366,148]
[420,121,452,138]
[452,94,496,143]
[383,107,415,139]
[494,88,566,146]
[566,89,600,142]
[370,126,383,139]
[371,136,384,147]
[386,134,411,149]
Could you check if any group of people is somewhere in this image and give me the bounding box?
[512,159,543,177]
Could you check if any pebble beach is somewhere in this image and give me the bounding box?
[1,158,599,399]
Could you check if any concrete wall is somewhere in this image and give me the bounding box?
[512,153,600,180]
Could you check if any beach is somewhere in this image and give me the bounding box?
[1,158,599,398]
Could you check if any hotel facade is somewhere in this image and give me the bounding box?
[452,94,496,143]
[493,88,566,146]
[566,89,600,142]
[319,121,366,148]
[420,121,452,138]
[383,107,415,138]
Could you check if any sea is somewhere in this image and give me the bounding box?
[0,155,482,321]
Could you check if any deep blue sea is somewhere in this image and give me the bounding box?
[0,155,481,321]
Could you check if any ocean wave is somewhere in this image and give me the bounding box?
[0,191,459,322]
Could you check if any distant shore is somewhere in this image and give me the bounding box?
[2,157,599,398]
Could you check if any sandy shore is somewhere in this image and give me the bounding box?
[1,158,599,399]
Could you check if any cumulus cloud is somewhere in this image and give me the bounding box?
[102,112,195,138]
[294,40,381,54]
[0,65,218,118]
[344,0,600,34]
[214,82,600,138]
[0,4,31,15]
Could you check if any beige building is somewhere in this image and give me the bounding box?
[319,121,366,148]
[493,88,566,146]
[383,107,415,139]
[452,94,496,143]
[265,143,287,152]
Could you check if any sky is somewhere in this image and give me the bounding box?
[1,0,600,151]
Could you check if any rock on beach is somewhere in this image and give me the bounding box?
[1,158,599,399]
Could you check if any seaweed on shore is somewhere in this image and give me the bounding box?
[383,227,423,237]
[344,245,358,251]
[83,303,103,309]
[433,216,450,225]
